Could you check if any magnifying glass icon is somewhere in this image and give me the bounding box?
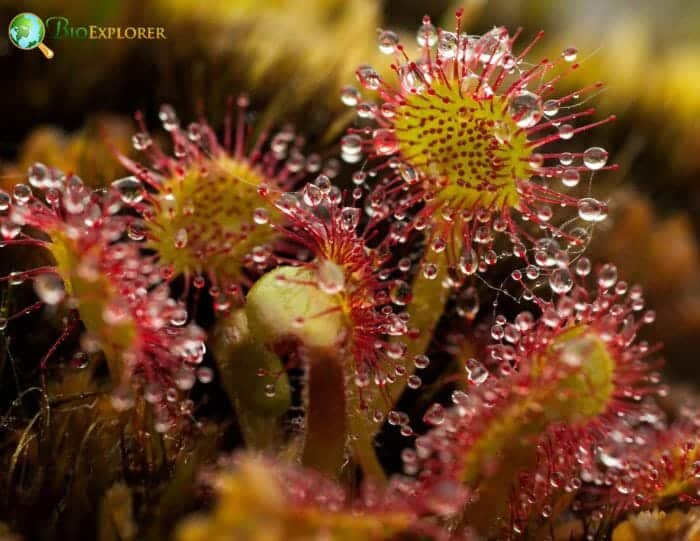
[8,12,54,59]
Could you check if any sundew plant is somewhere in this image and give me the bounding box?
[1,6,699,541]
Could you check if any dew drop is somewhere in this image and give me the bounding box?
[390,280,412,305]
[583,147,609,170]
[28,163,49,188]
[356,64,381,90]
[252,207,269,225]
[131,132,152,151]
[13,184,32,204]
[437,31,458,59]
[575,257,591,277]
[0,191,10,211]
[508,90,543,128]
[407,374,422,389]
[577,198,608,222]
[377,30,399,54]
[159,104,179,131]
[558,124,574,140]
[413,354,430,369]
[459,248,478,276]
[423,403,445,426]
[112,176,144,205]
[456,286,479,320]
[197,366,214,384]
[398,63,426,93]
[543,99,559,116]
[561,168,580,187]
[416,21,437,47]
[340,86,360,107]
[562,47,578,62]
[466,358,489,385]
[422,263,438,280]
[174,227,188,249]
[341,134,363,156]
[302,183,324,207]
[373,129,398,155]
[549,268,573,294]
[598,263,618,289]
[33,273,65,305]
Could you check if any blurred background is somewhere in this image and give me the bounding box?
[1,0,699,383]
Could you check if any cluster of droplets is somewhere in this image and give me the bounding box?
[115,101,337,310]
[341,13,616,281]
[391,262,664,537]
[270,177,424,406]
[0,164,209,428]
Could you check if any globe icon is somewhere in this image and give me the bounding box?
[8,12,45,50]
[8,12,53,58]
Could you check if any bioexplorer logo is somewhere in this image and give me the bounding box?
[8,12,167,59]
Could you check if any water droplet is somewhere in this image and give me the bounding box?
[186,123,202,142]
[423,403,445,426]
[456,286,479,320]
[476,27,509,64]
[373,129,398,155]
[466,358,489,385]
[419,262,438,280]
[253,207,269,225]
[28,163,49,188]
[407,374,422,389]
[112,176,144,205]
[583,147,609,170]
[197,366,214,384]
[508,90,543,128]
[0,191,10,211]
[558,124,574,140]
[33,273,65,305]
[414,354,430,369]
[1,221,21,239]
[387,410,401,425]
[575,257,591,277]
[543,99,559,116]
[131,132,152,151]
[562,47,578,62]
[399,163,419,185]
[416,21,437,47]
[13,184,32,204]
[438,31,458,59]
[598,263,618,289]
[341,134,363,158]
[398,63,426,93]
[549,268,573,294]
[340,86,360,107]
[377,30,399,54]
[356,64,381,90]
[561,168,580,187]
[173,227,188,249]
[459,248,478,276]
[577,198,608,222]
[390,280,412,305]
[159,104,179,131]
[302,183,324,207]
[338,207,360,232]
